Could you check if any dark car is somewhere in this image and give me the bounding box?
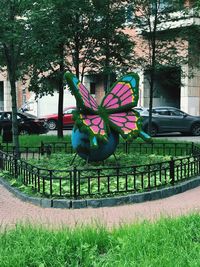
[0,111,49,135]
[42,106,76,130]
[135,106,200,136]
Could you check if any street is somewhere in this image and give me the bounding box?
[46,130,72,136]
[46,130,200,143]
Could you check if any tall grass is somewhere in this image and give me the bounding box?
[1,214,200,266]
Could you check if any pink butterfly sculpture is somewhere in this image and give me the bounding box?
[65,72,150,149]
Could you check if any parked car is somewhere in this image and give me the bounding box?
[0,111,49,135]
[135,106,200,136]
[42,106,76,130]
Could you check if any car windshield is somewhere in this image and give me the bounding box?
[63,108,76,114]
[18,112,37,119]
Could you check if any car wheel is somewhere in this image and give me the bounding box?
[150,125,158,137]
[145,124,158,137]
[48,120,57,130]
[191,123,200,136]
[19,129,29,135]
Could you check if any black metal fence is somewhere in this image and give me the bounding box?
[0,141,195,160]
[0,141,200,199]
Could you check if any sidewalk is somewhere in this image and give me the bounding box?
[1,184,200,230]
[156,134,200,143]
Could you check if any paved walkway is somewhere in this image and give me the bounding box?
[1,184,200,230]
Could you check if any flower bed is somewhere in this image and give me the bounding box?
[0,141,200,199]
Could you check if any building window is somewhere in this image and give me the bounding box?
[125,4,134,23]
[0,81,4,111]
[22,89,26,104]
[0,81,4,100]
[151,0,184,13]
[90,82,96,95]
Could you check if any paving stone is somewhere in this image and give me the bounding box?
[71,199,87,209]
[86,199,102,208]
[28,197,41,206]
[53,199,71,209]
[41,198,52,208]
[129,193,145,203]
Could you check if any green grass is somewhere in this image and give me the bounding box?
[0,134,193,148]
[20,134,71,146]
[0,134,71,147]
[1,214,200,266]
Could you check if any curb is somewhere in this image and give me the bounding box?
[0,176,200,209]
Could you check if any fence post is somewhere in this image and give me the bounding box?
[0,152,3,170]
[73,166,77,199]
[14,155,18,178]
[40,141,45,156]
[191,142,194,155]
[170,157,175,185]
[125,141,128,154]
[46,145,52,157]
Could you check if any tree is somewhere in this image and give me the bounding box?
[27,0,135,137]
[0,0,32,156]
[131,0,188,135]
[91,0,135,92]
[27,0,98,138]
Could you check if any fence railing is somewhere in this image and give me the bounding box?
[0,141,200,199]
[0,141,196,160]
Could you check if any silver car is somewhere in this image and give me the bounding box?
[135,106,200,136]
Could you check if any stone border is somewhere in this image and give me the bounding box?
[1,176,200,209]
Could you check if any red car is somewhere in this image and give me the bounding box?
[43,107,76,130]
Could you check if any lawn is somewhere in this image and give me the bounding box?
[1,214,200,266]
[0,133,192,148]
[0,134,71,148]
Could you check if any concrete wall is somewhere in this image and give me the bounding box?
[24,89,76,117]
[181,65,200,116]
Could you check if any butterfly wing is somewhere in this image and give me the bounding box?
[64,72,98,113]
[102,73,151,141]
[73,110,108,147]
[101,73,139,113]
[108,111,139,140]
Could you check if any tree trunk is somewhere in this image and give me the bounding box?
[57,46,64,138]
[148,69,155,136]
[104,6,110,94]
[10,77,20,157]
[148,3,158,136]
[57,77,64,138]
[4,44,20,157]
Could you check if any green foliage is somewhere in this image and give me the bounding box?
[28,152,170,170]
[0,0,31,74]
[0,0,34,153]
[28,0,135,96]
[90,0,135,78]
[131,0,188,70]
[1,139,194,197]
[22,152,171,197]
[1,214,200,266]
[130,0,189,136]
